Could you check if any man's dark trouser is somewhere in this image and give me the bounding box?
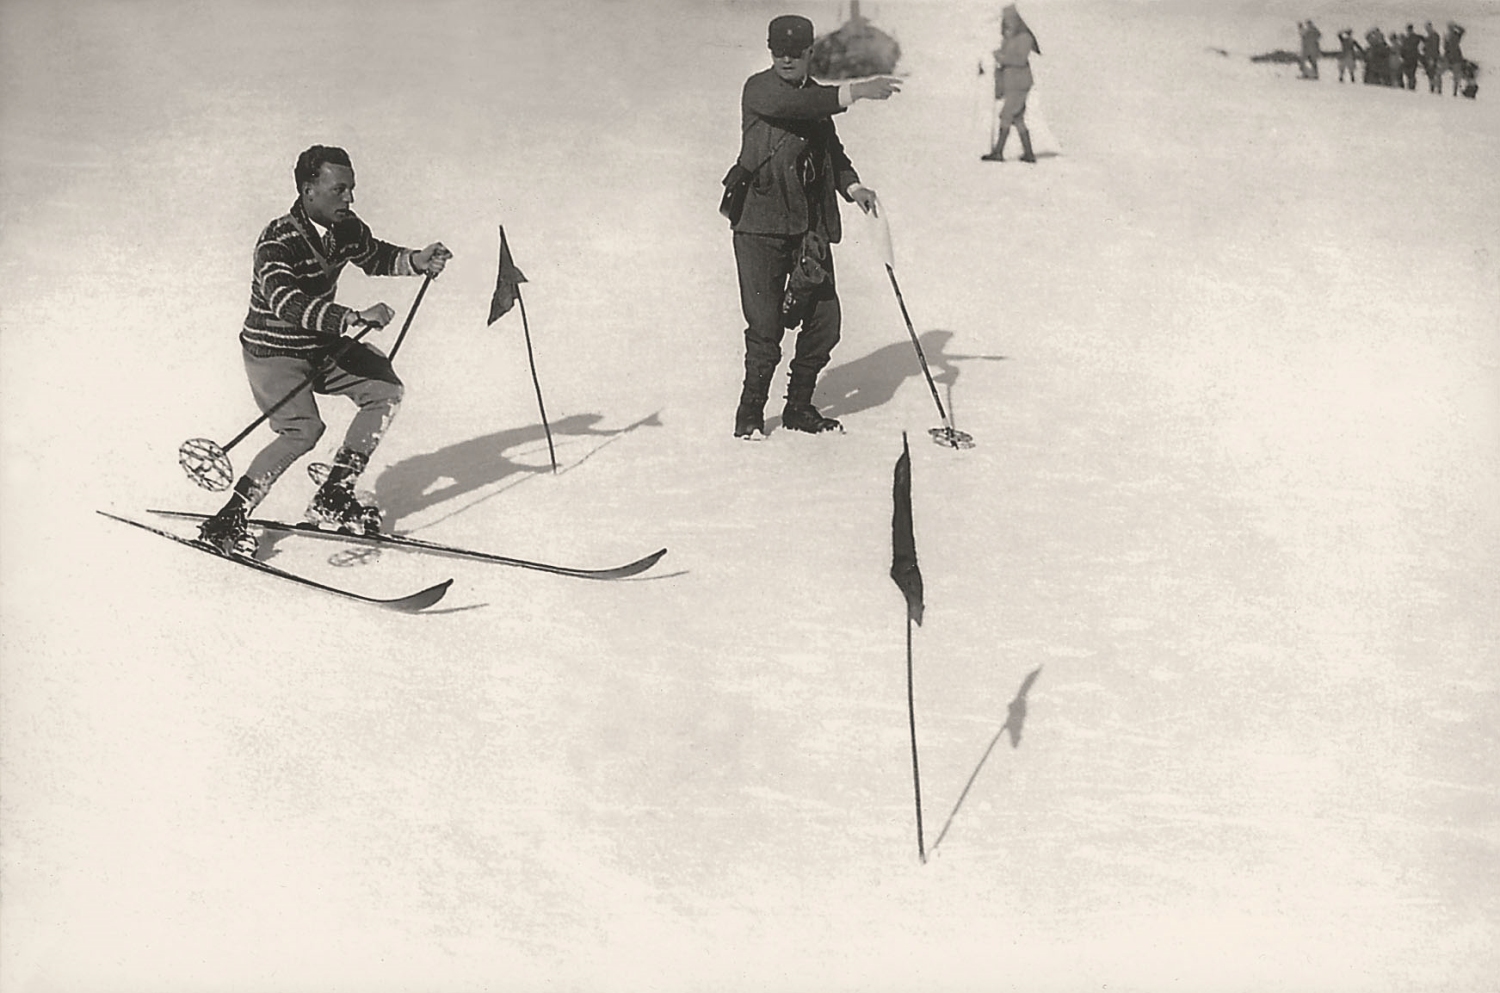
[733,230,840,406]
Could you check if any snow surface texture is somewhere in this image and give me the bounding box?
[2,0,1497,990]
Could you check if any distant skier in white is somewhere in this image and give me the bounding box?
[983,4,1040,163]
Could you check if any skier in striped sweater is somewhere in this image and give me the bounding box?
[197,144,451,556]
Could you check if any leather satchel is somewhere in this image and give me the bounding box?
[720,128,791,226]
[719,163,754,224]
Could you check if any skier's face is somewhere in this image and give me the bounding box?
[302,163,356,227]
[771,46,811,83]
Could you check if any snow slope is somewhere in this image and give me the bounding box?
[2,0,1497,990]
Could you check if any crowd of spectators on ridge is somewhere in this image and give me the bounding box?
[1296,19,1478,97]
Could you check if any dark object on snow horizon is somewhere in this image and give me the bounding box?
[810,12,900,80]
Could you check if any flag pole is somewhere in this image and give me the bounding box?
[514,288,557,474]
[907,610,926,864]
[891,430,928,864]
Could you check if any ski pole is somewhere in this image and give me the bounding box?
[873,212,974,449]
[885,265,949,421]
[386,270,434,363]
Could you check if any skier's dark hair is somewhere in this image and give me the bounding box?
[294,145,352,191]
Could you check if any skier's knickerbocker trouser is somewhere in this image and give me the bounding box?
[240,343,403,498]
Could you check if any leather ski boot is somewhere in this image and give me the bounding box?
[197,486,258,558]
[781,375,842,434]
[1018,126,1036,163]
[734,370,771,440]
[735,400,766,440]
[306,449,383,535]
[982,126,1009,162]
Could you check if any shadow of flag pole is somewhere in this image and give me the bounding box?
[929,666,1043,855]
[489,225,557,474]
[891,432,927,863]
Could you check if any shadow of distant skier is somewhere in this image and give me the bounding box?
[374,412,661,527]
[930,666,1041,856]
[785,330,1005,428]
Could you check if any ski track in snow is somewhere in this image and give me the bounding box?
[3,0,1498,989]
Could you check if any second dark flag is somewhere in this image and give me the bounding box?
[891,433,925,626]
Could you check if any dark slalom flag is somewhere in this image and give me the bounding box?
[485,225,557,472]
[891,433,925,626]
[892,432,927,863]
[488,225,527,325]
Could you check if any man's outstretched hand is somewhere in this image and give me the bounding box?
[851,76,902,101]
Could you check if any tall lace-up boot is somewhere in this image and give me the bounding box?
[780,373,842,434]
[734,369,773,441]
[306,448,383,535]
[197,477,261,557]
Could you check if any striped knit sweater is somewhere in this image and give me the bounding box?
[240,199,416,358]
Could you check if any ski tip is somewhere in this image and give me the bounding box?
[607,547,668,579]
[392,578,454,612]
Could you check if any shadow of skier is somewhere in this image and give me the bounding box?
[374,412,661,527]
[781,330,1005,429]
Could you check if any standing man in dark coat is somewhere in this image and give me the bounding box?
[1363,28,1389,85]
[730,14,900,439]
[1444,22,1466,96]
[1423,22,1444,93]
[1400,25,1423,90]
[1299,20,1322,80]
[1336,28,1363,83]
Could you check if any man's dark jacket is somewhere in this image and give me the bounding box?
[733,68,859,244]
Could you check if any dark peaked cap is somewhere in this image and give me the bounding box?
[768,14,814,54]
